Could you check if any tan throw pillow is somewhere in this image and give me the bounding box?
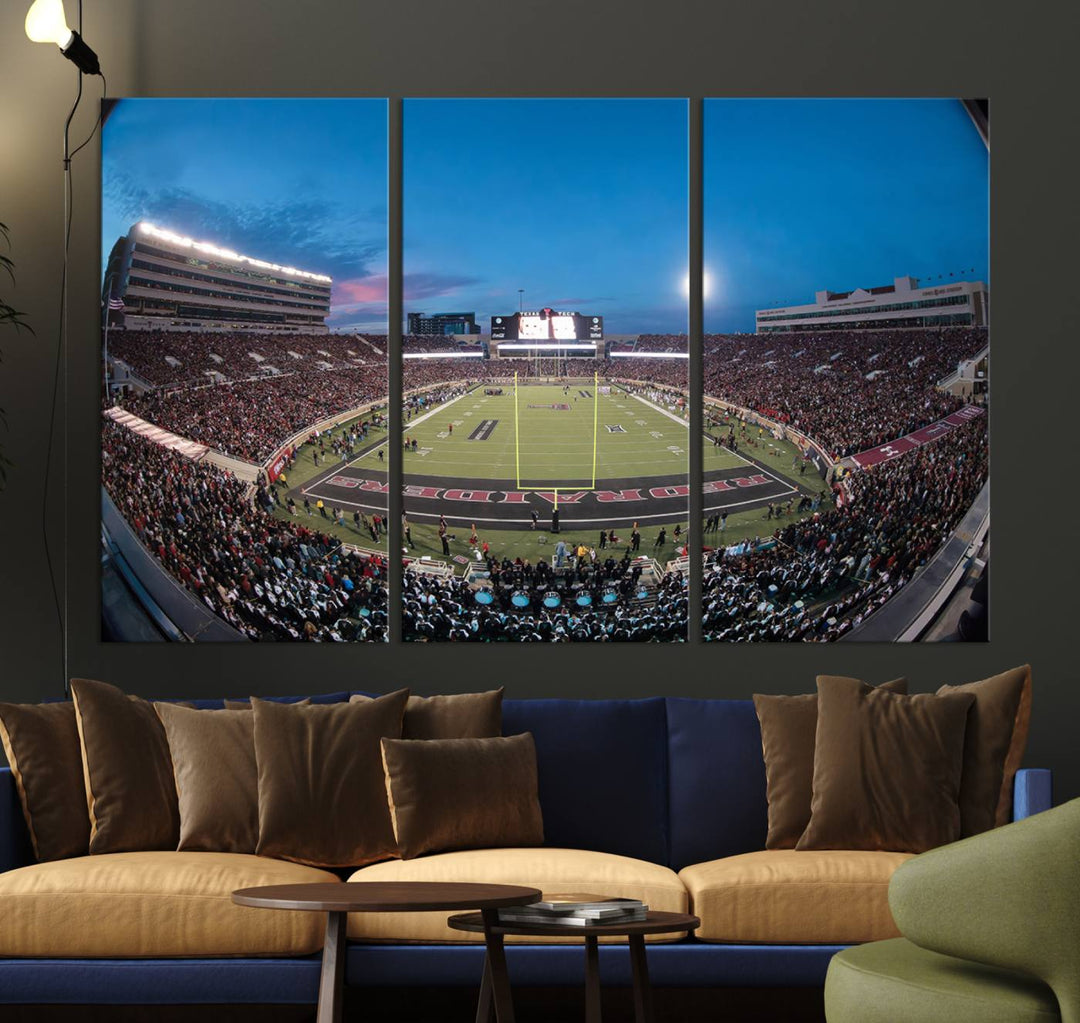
[753,677,907,849]
[155,704,260,854]
[0,702,89,862]
[381,734,544,860]
[797,677,974,854]
[253,689,409,868]
[70,679,181,854]
[938,664,1032,835]
[350,689,503,739]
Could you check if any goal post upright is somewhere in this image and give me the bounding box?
[514,370,521,489]
[591,369,599,488]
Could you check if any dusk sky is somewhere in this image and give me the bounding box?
[405,99,689,335]
[705,99,989,333]
[100,98,986,338]
[101,98,388,330]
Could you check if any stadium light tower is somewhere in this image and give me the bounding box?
[24,0,101,74]
[518,288,524,312]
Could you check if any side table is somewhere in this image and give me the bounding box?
[233,880,540,1023]
[448,909,700,1023]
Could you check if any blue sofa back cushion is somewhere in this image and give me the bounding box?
[181,691,352,710]
[666,698,768,870]
[502,698,669,865]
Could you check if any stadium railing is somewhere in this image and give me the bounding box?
[841,480,990,643]
[402,556,456,579]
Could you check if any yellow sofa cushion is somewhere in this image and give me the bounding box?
[679,850,914,944]
[0,851,340,957]
[347,847,687,943]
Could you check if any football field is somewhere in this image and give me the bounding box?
[394,382,688,487]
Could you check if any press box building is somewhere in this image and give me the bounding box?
[755,276,988,333]
[102,222,332,333]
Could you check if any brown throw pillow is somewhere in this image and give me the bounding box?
[350,689,504,739]
[71,679,181,854]
[0,702,89,861]
[381,734,544,860]
[938,664,1032,835]
[155,704,260,854]
[753,677,907,849]
[253,689,409,868]
[797,677,974,853]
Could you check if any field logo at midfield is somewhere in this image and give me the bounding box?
[468,419,498,441]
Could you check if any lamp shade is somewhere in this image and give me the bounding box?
[25,0,74,48]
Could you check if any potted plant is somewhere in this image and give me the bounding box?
[0,221,34,490]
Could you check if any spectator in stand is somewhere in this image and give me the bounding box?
[101,417,387,642]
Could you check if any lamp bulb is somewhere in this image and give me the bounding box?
[25,0,73,48]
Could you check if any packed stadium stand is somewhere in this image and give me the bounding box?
[102,418,388,641]
[102,320,987,642]
[703,416,988,641]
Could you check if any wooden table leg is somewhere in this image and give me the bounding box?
[629,933,654,1023]
[316,910,347,1023]
[480,909,516,1023]
[584,934,602,1023]
[475,952,496,1023]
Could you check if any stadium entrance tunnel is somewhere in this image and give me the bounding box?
[296,463,805,531]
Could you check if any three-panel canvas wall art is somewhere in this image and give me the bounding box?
[99,98,989,644]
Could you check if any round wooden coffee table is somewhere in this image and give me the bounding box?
[448,909,700,1023]
[233,881,541,1023]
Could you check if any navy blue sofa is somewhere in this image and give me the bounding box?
[0,695,1052,1006]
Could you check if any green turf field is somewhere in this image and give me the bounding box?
[395,382,689,485]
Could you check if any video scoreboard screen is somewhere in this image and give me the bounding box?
[490,309,603,341]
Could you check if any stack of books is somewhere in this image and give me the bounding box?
[498,893,648,927]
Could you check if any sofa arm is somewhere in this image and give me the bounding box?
[0,767,34,873]
[1013,768,1052,820]
[889,799,1080,1023]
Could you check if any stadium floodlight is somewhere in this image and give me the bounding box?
[402,351,485,360]
[137,222,333,283]
[609,351,689,359]
[497,343,597,352]
[25,0,101,75]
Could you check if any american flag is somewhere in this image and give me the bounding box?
[107,295,125,310]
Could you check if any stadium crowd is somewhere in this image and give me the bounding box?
[404,562,688,642]
[102,418,388,641]
[103,325,987,642]
[126,365,387,462]
[703,416,987,641]
[109,330,386,387]
[702,327,986,458]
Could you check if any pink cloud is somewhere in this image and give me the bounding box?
[334,276,388,304]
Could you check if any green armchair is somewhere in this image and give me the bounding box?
[825,798,1080,1023]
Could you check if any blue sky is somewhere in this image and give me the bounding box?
[100,98,986,337]
[705,99,989,333]
[101,99,388,330]
[405,99,689,335]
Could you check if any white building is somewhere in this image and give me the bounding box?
[755,276,988,334]
[103,222,332,333]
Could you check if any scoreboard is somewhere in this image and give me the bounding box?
[491,309,603,341]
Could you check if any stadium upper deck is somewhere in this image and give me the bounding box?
[756,275,988,333]
[103,222,332,333]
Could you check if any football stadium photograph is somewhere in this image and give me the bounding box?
[701,99,989,642]
[394,99,692,642]
[99,99,391,642]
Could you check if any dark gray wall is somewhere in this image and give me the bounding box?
[1,1,1077,800]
